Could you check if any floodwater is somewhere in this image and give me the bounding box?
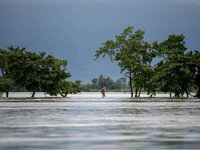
[0,92,200,150]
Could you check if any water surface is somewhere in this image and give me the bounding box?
[0,92,200,150]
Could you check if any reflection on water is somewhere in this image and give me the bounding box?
[0,92,200,150]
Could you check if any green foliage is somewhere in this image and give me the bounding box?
[82,83,92,92]
[71,80,83,94]
[58,80,83,96]
[94,26,155,97]
[190,51,200,97]
[1,29,199,99]
[94,28,199,98]
[59,80,73,97]
[0,49,13,97]
[0,82,12,93]
[149,34,194,97]
[2,46,72,97]
[39,53,72,96]
[91,78,98,89]
[82,75,129,92]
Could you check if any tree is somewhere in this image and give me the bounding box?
[98,74,106,89]
[0,82,12,96]
[39,53,71,96]
[91,78,98,89]
[59,80,73,97]
[115,78,122,90]
[132,64,153,97]
[71,80,83,94]
[118,77,127,89]
[94,26,154,97]
[194,51,200,98]
[189,50,200,98]
[0,49,12,97]
[150,34,193,97]
[4,46,42,97]
[4,46,71,98]
[82,83,91,92]
[58,80,83,97]
[105,77,115,90]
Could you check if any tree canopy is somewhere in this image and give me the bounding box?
[0,46,81,97]
[1,26,200,98]
[94,27,199,98]
[0,48,12,97]
[148,34,200,97]
[94,26,155,97]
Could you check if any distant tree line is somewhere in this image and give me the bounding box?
[0,46,82,97]
[81,74,129,92]
[94,26,200,98]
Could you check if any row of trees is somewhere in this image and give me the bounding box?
[0,46,82,97]
[94,26,200,98]
[82,75,129,91]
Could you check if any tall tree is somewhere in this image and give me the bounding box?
[70,80,83,94]
[0,49,12,97]
[94,26,154,97]
[105,77,115,90]
[115,78,123,90]
[5,46,71,97]
[5,46,43,97]
[151,34,193,97]
[91,78,98,89]
[98,74,106,89]
[191,51,200,98]
[39,54,71,96]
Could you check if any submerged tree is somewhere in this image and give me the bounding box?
[59,80,73,97]
[194,51,200,98]
[150,34,193,97]
[0,49,12,97]
[94,26,155,97]
[71,80,83,94]
[188,50,200,98]
[39,53,71,96]
[4,46,72,98]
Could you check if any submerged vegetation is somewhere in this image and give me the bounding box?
[1,26,200,98]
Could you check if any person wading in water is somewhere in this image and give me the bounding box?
[101,87,106,98]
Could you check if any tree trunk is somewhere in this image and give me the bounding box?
[129,68,133,98]
[31,88,36,98]
[6,91,9,97]
[1,68,11,97]
[170,91,172,98]
[196,86,200,98]
[2,68,8,97]
[60,92,67,97]
[138,87,142,97]
[135,87,139,98]
[196,67,200,98]
[181,92,184,97]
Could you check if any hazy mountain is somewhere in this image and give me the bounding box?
[0,0,200,83]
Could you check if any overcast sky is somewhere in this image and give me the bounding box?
[1,0,200,4]
[1,0,200,83]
